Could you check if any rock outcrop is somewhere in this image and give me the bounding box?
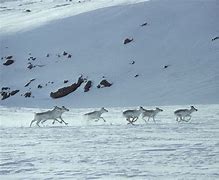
[97,79,112,88]
[84,80,92,92]
[50,76,84,99]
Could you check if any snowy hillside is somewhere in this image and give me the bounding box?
[0,0,219,108]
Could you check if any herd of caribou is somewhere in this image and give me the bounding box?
[30,105,198,127]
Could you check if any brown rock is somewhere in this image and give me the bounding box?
[10,90,19,96]
[124,38,133,44]
[3,60,14,66]
[24,92,31,98]
[6,56,13,59]
[97,79,112,88]
[1,92,10,100]
[84,81,92,92]
[50,76,84,99]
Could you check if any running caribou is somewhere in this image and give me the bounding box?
[123,106,145,125]
[142,107,163,123]
[174,106,198,122]
[30,106,69,127]
[84,107,108,122]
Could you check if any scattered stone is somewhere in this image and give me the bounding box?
[164,65,170,69]
[141,22,147,26]
[212,36,219,41]
[38,85,43,89]
[6,56,13,59]
[25,9,31,12]
[84,80,92,92]
[130,60,135,65]
[10,90,19,96]
[28,56,36,61]
[2,87,10,91]
[50,76,84,99]
[97,79,112,88]
[124,38,133,44]
[1,92,10,100]
[1,88,19,100]
[25,79,36,87]
[27,62,44,69]
[24,92,32,98]
[63,51,68,56]
[3,59,14,66]
[27,63,34,69]
[134,74,139,78]
[64,80,69,84]
[46,53,50,57]
[67,54,72,58]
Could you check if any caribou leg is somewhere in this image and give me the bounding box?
[100,117,106,122]
[52,118,62,124]
[30,119,37,127]
[36,120,41,127]
[60,117,68,125]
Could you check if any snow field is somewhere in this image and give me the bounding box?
[0,104,219,179]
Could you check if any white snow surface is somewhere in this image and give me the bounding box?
[0,104,219,179]
[0,0,146,35]
[0,0,219,108]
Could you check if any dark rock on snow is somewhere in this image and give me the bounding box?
[97,79,112,88]
[141,22,147,26]
[1,89,19,100]
[24,92,32,98]
[130,60,135,65]
[25,79,36,87]
[6,56,13,59]
[164,65,170,69]
[10,90,19,96]
[2,87,10,91]
[1,92,10,100]
[212,36,219,41]
[27,63,34,69]
[3,60,14,66]
[50,76,84,99]
[124,38,133,44]
[84,80,92,92]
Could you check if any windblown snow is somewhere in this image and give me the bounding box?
[0,104,219,179]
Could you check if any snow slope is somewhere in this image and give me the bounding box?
[0,0,219,108]
[0,0,146,34]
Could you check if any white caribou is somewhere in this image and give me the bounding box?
[84,107,108,122]
[174,106,198,122]
[30,106,69,127]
